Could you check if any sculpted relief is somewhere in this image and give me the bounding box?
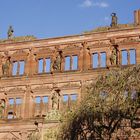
[51,89,61,110]
[51,47,63,72]
[1,53,11,76]
[110,45,119,65]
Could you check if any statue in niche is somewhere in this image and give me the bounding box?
[52,51,62,71]
[110,13,118,27]
[51,89,60,110]
[2,56,11,76]
[7,25,14,39]
[0,99,5,118]
[110,46,118,65]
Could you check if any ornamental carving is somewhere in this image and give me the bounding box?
[35,47,54,59]
[11,50,28,61]
[51,50,63,71]
[51,89,61,110]
[63,44,82,55]
[117,36,140,44]
[58,81,81,89]
[2,55,11,76]
[110,45,119,65]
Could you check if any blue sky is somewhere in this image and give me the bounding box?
[0,0,140,39]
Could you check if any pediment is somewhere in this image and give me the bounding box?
[35,48,54,58]
[7,86,25,92]
[63,44,82,53]
[11,50,28,61]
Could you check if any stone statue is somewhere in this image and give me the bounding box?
[52,51,62,71]
[51,90,60,110]
[2,56,10,76]
[7,26,14,39]
[0,99,5,118]
[110,13,118,27]
[110,46,118,65]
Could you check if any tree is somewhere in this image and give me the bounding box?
[58,65,140,140]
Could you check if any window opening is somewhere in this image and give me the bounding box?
[19,61,25,75]
[45,58,51,72]
[130,49,136,64]
[16,98,22,105]
[43,96,48,103]
[121,50,128,65]
[63,95,69,102]
[72,55,78,70]
[92,53,98,68]
[71,94,77,101]
[35,96,41,104]
[65,56,70,70]
[12,61,18,75]
[100,52,106,67]
[38,59,43,73]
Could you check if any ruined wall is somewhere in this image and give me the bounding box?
[0,26,140,139]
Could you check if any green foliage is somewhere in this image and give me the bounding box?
[58,65,140,140]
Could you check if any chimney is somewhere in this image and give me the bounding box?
[134,9,140,25]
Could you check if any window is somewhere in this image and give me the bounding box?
[45,58,51,72]
[8,98,22,119]
[71,94,77,101]
[16,98,22,105]
[63,93,78,109]
[9,98,14,106]
[12,60,25,76]
[64,55,78,71]
[43,96,48,103]
[35,96,41,104]
[19,61,25,75]
[63,95,69,102]
[92,53,98,68]
[72,56,78,70]
[121,49,136,65]
[38,59,43,73]
[65,56,71,70]
[12,62,18,75]
[100,52,106,68]
[38,58,51,73]
[130,49,136,64]
[121,50,128,65]
[92,52,106,68]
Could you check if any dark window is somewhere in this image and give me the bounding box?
[92,53,98,68]
[129,49,136,64]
